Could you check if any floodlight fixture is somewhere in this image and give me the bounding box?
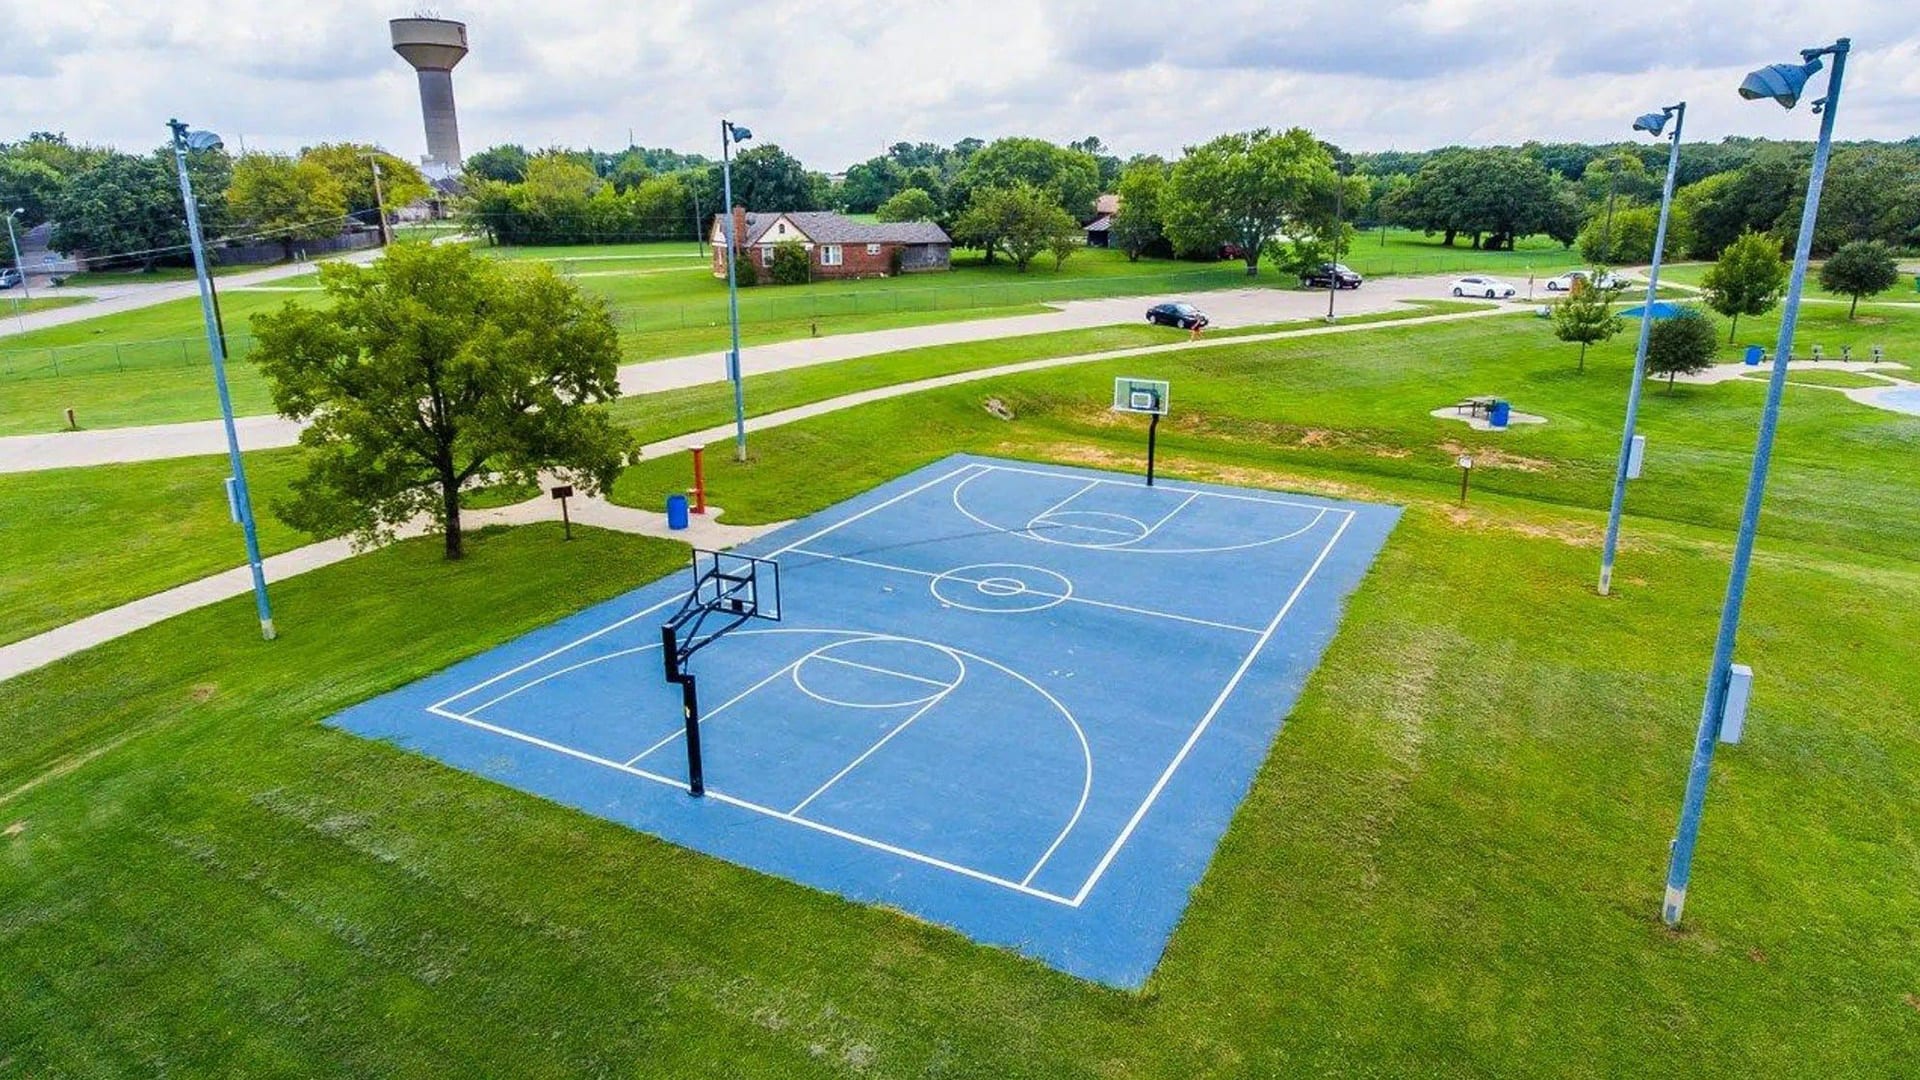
[1738,53,1825,109]
[726,122,753,144]
[1632,110,1673,136]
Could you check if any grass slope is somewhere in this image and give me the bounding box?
[2,454,1915,1075]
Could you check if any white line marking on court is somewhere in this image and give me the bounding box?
[431,590,690,712]
[765,462,985,561]
[788,656,964,815]
[1024,480,1100,532]
[794,548,1260,634]
[424,702,1078,906]
[629,657,800,764]
[980,461,1335,513]
[1068,508,1358,906]
[812,652,954,689]
[949,468,1329,556]
[1139,490,1202,539]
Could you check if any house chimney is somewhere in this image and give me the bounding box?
[730,207,749,246]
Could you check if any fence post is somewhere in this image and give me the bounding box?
[50,349,58,377]
[115,343,124,371]
[182,339,191,366]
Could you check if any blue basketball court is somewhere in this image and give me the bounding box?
[329,454,1400,987]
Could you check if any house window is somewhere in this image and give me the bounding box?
[866,243,881,255]
[820,244,843,267]
[777,223,786,235]
[762,247,774,267]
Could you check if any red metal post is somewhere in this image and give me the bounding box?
[690,444,708,514]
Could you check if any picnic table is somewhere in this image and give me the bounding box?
[1455,396,1496,418]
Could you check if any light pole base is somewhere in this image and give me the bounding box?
[1661,885,1686,926]
[259,618,277,641]
[1597,564,1614,596]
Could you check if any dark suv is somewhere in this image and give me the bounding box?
[1301,262,1362,289]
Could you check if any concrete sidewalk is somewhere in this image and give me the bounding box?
[0,301,1509,684]
[0,275,1499,473]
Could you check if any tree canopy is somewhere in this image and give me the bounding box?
[1109,160,1168,262]
[1385,149,1573,250]
[1700,230,1788,341]
[951,137,1100,223]
[299,143,430,218]
[228,153,349,257]
[875,187,939,223]
[250,243,630,559]
[1162,128,1335,275]
[952,185,1079,272]
[1550,275,1624,372]
[1645,306,1721,388]
[1818,239,1901,319]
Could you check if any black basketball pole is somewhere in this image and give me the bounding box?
[661,623,704,796]
[1146,412,1159,487]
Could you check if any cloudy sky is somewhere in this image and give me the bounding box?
[3,1,1916,168]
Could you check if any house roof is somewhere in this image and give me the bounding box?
[734,210,950,247]
[1084,214,1113,233]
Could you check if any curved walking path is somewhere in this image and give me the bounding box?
[0,274,1482,474]
[0,301,1511,684]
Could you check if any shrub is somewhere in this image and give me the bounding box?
[769,240,811,285]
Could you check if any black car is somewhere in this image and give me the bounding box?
[1301,262,1362,289]
[1146,301,1209,329]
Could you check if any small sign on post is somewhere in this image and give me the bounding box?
[550,484,575,540]
[1457,454,1473,504]
[1112,376,1170,487]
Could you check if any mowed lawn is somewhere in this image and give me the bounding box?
[3,375,1917,1071]
[0,231,1556,434]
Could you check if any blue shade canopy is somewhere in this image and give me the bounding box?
[1621,301,1684,320]
[1738,58,1821,108]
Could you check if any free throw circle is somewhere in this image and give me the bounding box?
[930,563,1072,614]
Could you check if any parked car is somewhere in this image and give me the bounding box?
[1146,301,1209,330]
[0,268,20,289]
[1450,276,1518,299]
[1544,269,1629,292]
[1301,262,1362,289]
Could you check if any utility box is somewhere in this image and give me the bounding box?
[1627,434,1647,480]
[224,476,240,524]
[1719,664,1754,744]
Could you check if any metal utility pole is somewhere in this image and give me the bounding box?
[1661,38,1849,928]
[1326,163,1347,322]
[364,152,391,246]
[169,118,276,641]
[1599,102,1686,596]
[5,208,31,302]
[720,119,754,462]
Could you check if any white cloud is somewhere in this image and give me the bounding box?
[0,0,1911,167]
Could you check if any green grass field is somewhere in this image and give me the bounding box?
[2,296,91,317]
[1655,261,1920,306]
[4,300,1917,1070]
[0,231,1563,434]
[0,450,316,646]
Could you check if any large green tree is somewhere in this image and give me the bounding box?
[49,149,226,270]
[1108,159,1168,262]
[1162,128,1335,275]
[0,155,65,228]
[709,144,822,212]
[1387,148,1565,250]
[250,243,630,558]
[875,187,938,223]
[299,143,430,219]
[1645,306,1721,389]
[952,185,1078,272]
[1819,239,1901,319]
[951,137,1101,225]
[1700,230,1788,341]
[837,157,906,213]
[228,153,350,259]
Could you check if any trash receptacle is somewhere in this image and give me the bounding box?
[1489,400,1511,429]
[1743,345,1765,366]
[666,493,690,530]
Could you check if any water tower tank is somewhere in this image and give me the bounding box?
[390,17,468,173]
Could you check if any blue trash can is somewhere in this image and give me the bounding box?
[1743,345,1764,366]
[1488,400,1511,429]
[666,493,690,530]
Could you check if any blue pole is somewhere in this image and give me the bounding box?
[1662,40,1848,926]
[1598,102,1685,596]
[170,119,275,641]
[721,121,747,462]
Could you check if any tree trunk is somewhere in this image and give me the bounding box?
[441,471,465,559]
[1442,229,1456,247]
[1728,314,1738,343]
[1849,294,1859,319]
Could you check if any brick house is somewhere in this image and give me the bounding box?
[710,209,952,281]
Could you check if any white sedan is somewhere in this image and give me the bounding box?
[1450,276,1518,299]
[1544,269,1630,292]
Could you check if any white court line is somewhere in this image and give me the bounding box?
[813,652,954,689]
[626,657,800,765]
[1138,490,1201,541]
[1024,479,1100,530]
[1031,518,1137,538]
[979,461,1337,514]
[424,703,1076,906]
[765,462,985,560]
[431,589,690,712]
[1068,508,1358,906]
[788,663,962,816]
[789,547,1262,635]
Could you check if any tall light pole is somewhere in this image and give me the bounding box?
[4,209,26,331]
[169,118,276,641]
[1661,38,1849,928]
[1598,101,1686,596]
[720,119,753,462]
